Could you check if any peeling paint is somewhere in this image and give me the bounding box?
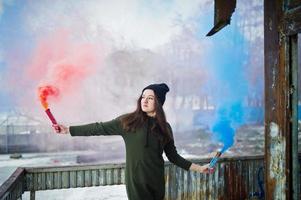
[270,122,279,137]
[269,18,273,30]
[271,62,278,89]
[288,23,295,31]
[269,122,286,199]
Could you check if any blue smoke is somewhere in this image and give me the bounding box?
[212,103,242,153]
[212,118,234,153]
[203,13,249,153]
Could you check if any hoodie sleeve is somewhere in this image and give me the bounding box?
[69,117,124,136]
[163,123,192,171]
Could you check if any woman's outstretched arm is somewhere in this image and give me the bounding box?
[52,118,124,136]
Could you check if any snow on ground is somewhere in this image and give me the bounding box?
[0,151,128,199]
[22,186,128,200]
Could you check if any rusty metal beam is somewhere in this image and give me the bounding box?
[264,1,287,198]
[264,0,299,200]
[284,5,301,35]
[290,34,299,200]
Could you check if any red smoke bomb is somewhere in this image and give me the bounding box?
[45,108,61,132]
[38,85,61,132]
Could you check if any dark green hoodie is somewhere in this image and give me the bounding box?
[70,116,192,200]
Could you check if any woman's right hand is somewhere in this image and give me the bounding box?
[52,124,69,134]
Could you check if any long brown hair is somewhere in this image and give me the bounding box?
[120,94,172,144]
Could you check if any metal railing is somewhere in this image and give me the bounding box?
[0,155,270,200]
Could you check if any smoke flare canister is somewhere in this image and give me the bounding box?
[45,108,61,132]
[209,151,222,168]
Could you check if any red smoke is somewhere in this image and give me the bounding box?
[28,30,99,108]
[38,85,59,109]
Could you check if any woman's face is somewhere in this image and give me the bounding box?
[141,89,156,117]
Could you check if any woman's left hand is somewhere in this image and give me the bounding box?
[189,163,210,174]
[200,163,210,173]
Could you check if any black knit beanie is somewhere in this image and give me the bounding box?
[142,83,170,105]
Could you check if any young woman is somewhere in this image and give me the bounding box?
[54,83,210,200]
